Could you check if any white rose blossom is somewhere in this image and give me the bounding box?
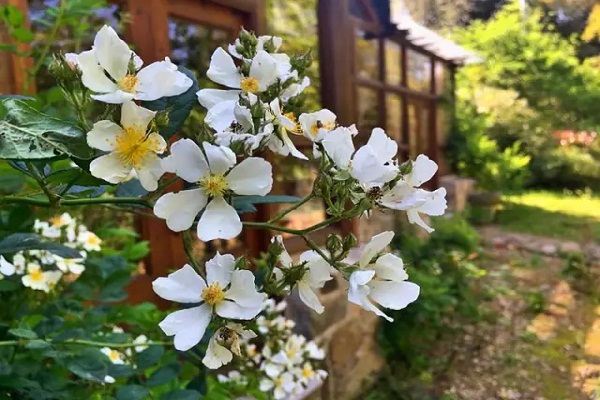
[345,231,420,321]
[152,253,266,351]
[77,25,192,103]
[87,101,166,191]
[154,139,273,241]
[21,264,62,293]
[298,109,337,142]
[202,323,257,369]
[0,256,15,277]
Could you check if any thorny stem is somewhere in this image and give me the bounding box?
[0,338,170,348]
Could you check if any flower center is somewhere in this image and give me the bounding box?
[108,350,121,362]
[114,126,162,168]
[199,174,229,197]
[240,76,260,93]
[310,120,335,138]
[302,365,315,379]
[49,215,65,228]
[29,268,44,282]
[117,74,138,93]
[202,282,225,306]
[86,233,101,247]
[284,112,302,135]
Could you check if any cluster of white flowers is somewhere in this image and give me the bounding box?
[218,300,327,400]
[0,213,101,292]
[99,326,149,384]
[62,26,449,386]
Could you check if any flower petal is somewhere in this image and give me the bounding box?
[374,253,408,282]
[197,88,240,110]
[202,335,233,369]
[202,142,237,175]
[158,304,212,351]
[369,280,420,310]
[249,50,278,90]
[93,25,131,81]
[153,189,207,232]
[226,157,273,196]
[298,281,324,314]
[216,270,265,319]
[0,256,15,276]
[408,154,438,187]
[347,270,393,321]
[91,90,135,104]
[207,47,241,88]
[197,197,241,241]
[135,154,163,191]
[358,231,395,268]
[120,101,156,131]
[77,49,118,93]
[87,120,122,151]
[322,126,355,169]
[366,127,397,162]
[204,99,237,131]
[89,153,131,184]
[162,138,209,183]
[136,58,193,101]
[152,264,206,303]
[206,252,235,287]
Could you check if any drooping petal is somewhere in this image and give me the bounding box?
[407,209,434,233]
[202,142,237,175]
[197,88,240,110]
[206,252,235,287]
[93,25,131,81]
[161,139,209,183]
[368,280,420,310]
[206,47,241,88]
[202,335,233,369]
[120,101,156,131]
[91,90,135,104]
[89,153,131,184]
[408,154,438,187]
[135,154,163,191]
[158,304,212,351]
[347,270,393,321]
[373,253,408,282]
[77,49,118,93]
[152,264,206,303]
[321,126,355,169]
[298,281,324,314]
[87,120,122,151]
[358,231,395,268]
[226,157,273,196]
[280,131,308,160]
[197,197,241,241]
[153,189,207,232]
[249,50,278,90]
[135,58,193,101]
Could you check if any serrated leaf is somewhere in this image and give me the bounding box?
[8,328,37,339]
[141,67,199,138]
[0,98,93,160]
[0,233,82,258]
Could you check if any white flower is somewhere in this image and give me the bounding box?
[77,230,102,252]
[296,251,333,314]
[281,76,310,102]
[55,256,85,275]
[298,109,337,142]
[152,253,266,351]
[268,98,307,160]
[100,347,126,365]
[259,371,296,400]
[154,139,273,241]
[33,220,60,239]
[202,323,256,369]
[11,253,26,274]
[346,232,420,321]
[77,25,192,103]
[293,362,327,386]
[207,47,278,93]
[133,335,149,353]
[87,101,166,191]
[305,341,325,360]
[21,264,62,292]
[0,256,15,277]
[271,334,307,368]
[350,128,398,189]
[103,375,115,384]
[321,125,357,170]
[196,89,241,132]
[379,155,447,233]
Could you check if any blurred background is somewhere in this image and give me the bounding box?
[1,0,599,399]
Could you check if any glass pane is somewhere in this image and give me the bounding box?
[434,61,449,94]
[168,17,232,88]
[407,48,431,92]
[385,94,402,140]
[407,100,430,158]
[355,30,379,81]
[357,86,380,132]
[384,40,402,86]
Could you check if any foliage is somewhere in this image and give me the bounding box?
[452,0,600,189]
[376,216,484,385]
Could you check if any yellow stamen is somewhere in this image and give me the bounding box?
[284,112,302,135]
[49,215,64,228]
[199,174,229,197]
[202,282,225,306]
[118,74,138,93]
[302,365,315,379]
[108,350,121,362]
[29,269,44,283]
[240,77,260,93]
[310,120,335,138]
[114,126,162,169]
[86,234,101,247]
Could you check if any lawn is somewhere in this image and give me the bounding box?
[496,190,600,242]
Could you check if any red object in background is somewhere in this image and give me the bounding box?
[553,130,597,147]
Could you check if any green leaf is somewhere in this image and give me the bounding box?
[8,328,37,339]
[135,346,164,370]
[24,339,50,349]
[0,98,94,160]
[117,385,150,400]
[232,194,301,214]
[0,280,19,292]
[161,390,202,400]
[0,233,81,258]
[45,167,106,187]
[141,67,199,138]
[122,241,149,261]
[65,349,109,382]
[146,364,179,387]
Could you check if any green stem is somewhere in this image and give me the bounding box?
[26,162,59,208]
[0,338,170,348]
[268,193,314,224]
[0,196,152,208]
[243,215,341,236]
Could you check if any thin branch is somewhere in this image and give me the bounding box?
[0,338,170,348]
[0,196,152,208]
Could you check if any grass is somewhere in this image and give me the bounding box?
[496,190,600,242]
